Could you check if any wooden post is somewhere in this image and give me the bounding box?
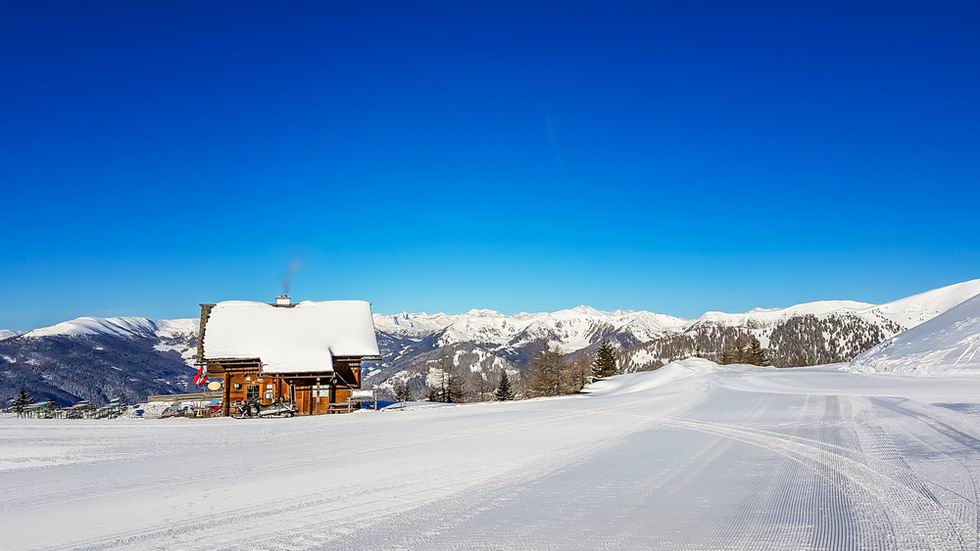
[222,369,232,417]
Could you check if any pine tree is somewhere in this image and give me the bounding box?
[392,379,412,403]
[428,355,462,403]
[745,337,769,366]
[592,341,618,378]
[10,388,32,415]
[721,334,753,364]
[494,370,515,401]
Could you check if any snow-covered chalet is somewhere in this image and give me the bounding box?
[196,295,381,416]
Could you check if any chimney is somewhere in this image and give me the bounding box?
[275,294,292,307]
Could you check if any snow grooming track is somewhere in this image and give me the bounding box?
[869,397,980,549]
[330,393,771,551]
[0,406,602,509]
[638,414,971,549]
[232,389,720,551]
[4,359,980,551]
[38,405,657,551]
[195,408,658,551]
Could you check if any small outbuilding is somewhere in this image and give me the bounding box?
[196,295,381,416]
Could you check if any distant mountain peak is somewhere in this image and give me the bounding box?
[569,305,606,315]
[22,316,197,340]
[465,308,504,317]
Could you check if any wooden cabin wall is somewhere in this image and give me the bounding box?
[208,358,367,416]
[215,372,361,415]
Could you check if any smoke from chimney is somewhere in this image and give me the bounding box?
[280,258,303,294]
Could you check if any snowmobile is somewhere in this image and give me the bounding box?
[234,398,297,419]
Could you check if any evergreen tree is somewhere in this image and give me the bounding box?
[494,370,515,401]
[745,337,769,366]
[392,379,412,403]
[10,388,32,415]
[591,341,618,378]
[718,334,769,366]
[721,334,752,364]
[428,355,462,403]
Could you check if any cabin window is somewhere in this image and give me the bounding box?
[233,383,242,391]
[246,385,259,400]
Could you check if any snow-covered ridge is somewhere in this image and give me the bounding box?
[849,293,980,376]
[0,330,17,341]
[374,279,980,349]
[10,279,979,361]
[23,317,197,340]
[866,279,980,327]
[694,300,875,327]
[374,305,690,353]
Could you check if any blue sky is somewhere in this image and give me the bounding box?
[1,1,978,330]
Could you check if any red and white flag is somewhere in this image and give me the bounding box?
[193,365,208,385]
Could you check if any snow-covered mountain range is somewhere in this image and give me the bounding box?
[0,317,199,407]
[1,279,978,405]
[374,280,980,352]
[369,279,980,394]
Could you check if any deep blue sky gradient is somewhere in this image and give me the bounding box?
[1,1,978,330]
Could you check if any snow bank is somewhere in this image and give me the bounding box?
[203,300,380,373]
[584,357,722,396]
[849,293,980,376]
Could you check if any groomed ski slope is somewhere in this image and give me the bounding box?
[2,359,979,550]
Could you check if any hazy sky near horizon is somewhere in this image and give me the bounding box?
[1,1,979,330]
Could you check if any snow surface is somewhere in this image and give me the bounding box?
[0,329,16,341]
[2,360,979,550]
[850,293,980,376]
[203,300,380,373]
[867,278,980,327]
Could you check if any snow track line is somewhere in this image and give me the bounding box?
[33,408,656,551]
[657,418,970,549]
[283,424,662,551]
[549,402,973,550]
[64,466,464,551]
[139,414,650,551]
[0,407,603,514]
[870,398,980,550]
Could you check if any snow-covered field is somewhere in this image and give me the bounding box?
[2,360,979,550]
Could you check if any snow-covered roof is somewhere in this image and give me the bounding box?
[202,300,380,374]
